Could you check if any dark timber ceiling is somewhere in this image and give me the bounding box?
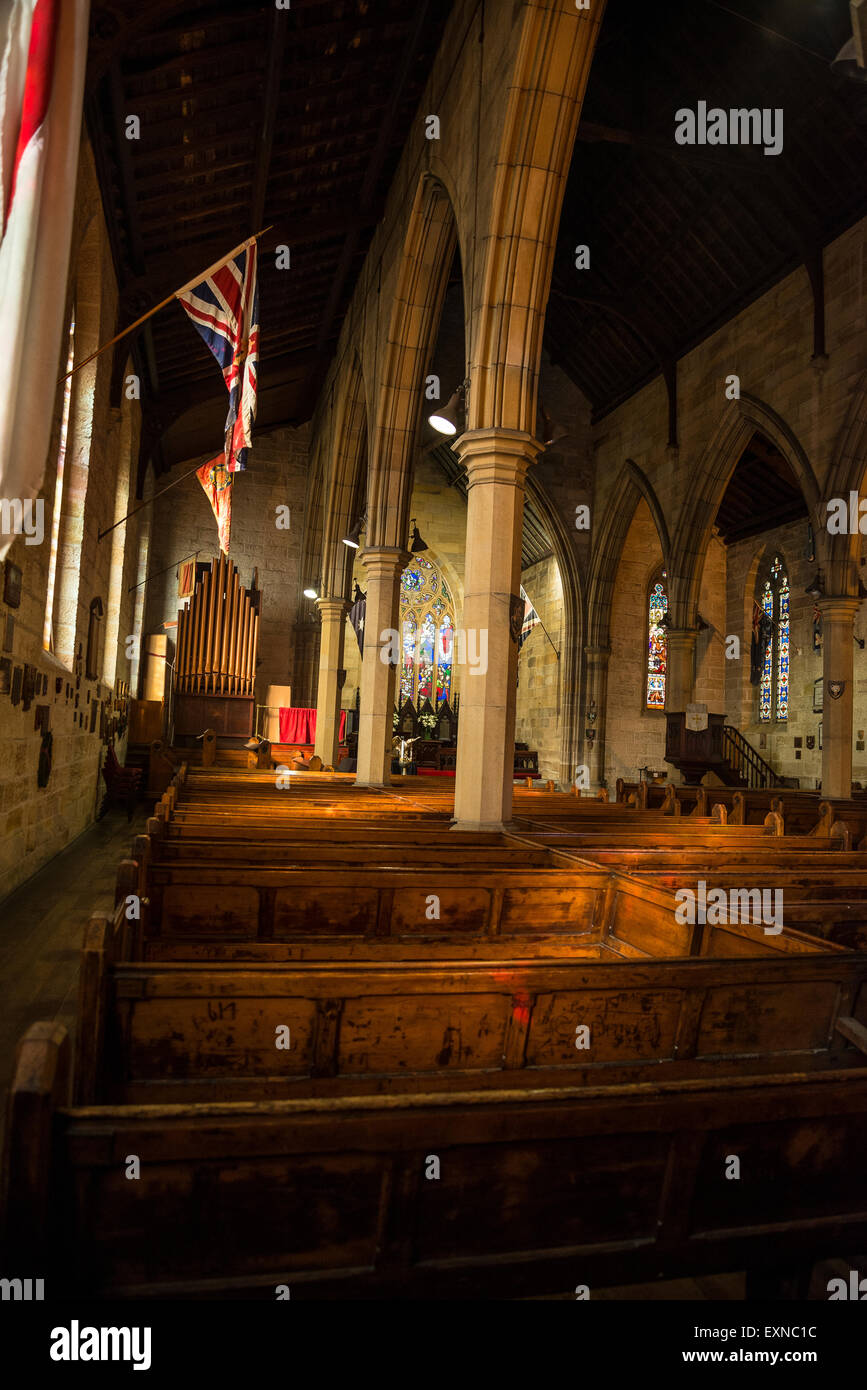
[86,0,452,482]
[715,432,808,545]
[546,0,867,425]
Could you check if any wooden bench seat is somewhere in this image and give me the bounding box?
[7,1022,867,1299]
[600,873,847,959]
[75,911,867,1106]
[135,863,612,945]
[143,840,555,869]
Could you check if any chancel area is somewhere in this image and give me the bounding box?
[1,0,867,1306]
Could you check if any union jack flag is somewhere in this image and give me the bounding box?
[518,585,540,653]
[176,240,259,472]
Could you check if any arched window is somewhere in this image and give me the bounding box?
[398,555,454,706]
[646,571,668,709]
[759,555,789,722]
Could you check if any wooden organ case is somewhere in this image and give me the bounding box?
[172,554,259,742]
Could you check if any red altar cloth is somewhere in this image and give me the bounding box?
[278,707,346,744]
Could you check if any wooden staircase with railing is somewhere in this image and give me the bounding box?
[665,712,783,789]
[719,724,782,789]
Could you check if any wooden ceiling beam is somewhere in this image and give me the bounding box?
[303,0,434,403]
[136,148,371,218]
[123,36,264,86]
[120,210,375,301]
[120,71,260,119]
[126,101,262,141]
[88,0,341,89]
[132,119,384,197]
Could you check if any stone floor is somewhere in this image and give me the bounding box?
[0,806,148,1149]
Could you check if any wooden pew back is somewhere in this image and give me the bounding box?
[9,1023,867,1299]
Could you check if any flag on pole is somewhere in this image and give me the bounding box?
[349,589,366,654]
[176,239,259,472]
[517,585,540,654]
[0,0,90,560]
[177,558,196,599]
[197,455,233,554]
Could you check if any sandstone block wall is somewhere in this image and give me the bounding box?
[0,144,145,902]
[144,426,310,706]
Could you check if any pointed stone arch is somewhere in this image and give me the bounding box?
[468,0,604,435]
[366,174,460,549]
[321,354,368,600]
[822,369,867,595]
[523,472,586,786]
[587,459,671,651]
[668,393,822,626]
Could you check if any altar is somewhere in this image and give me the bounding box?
[276,707,347,744]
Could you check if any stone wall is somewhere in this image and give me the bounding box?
[586,220,866,791]
[591,223,867,575]
[604,498,667,787]
[144,426,310,705]
[516,554,563,784]
[723,517,867,789]
[0,144,146,902]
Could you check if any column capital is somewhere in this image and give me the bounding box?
[359,546,411,580]
[315,597,350,622]
[453,428,543,487]
[665,626,699,644]
[818,595,862,622]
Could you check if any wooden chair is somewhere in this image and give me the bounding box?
[98,743,141,821]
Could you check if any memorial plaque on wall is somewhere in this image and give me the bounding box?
[3,561,22,608]
[21,665,35,712]
[11,665,22,704]
[0,658,10,695]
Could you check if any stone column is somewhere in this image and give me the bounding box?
[314,598,349,766]
[452,428,542,831]
[292,618,320,709]
[355,547,409,787]
[664,628,698,712]
[820,596,860,799]
[583,645,610,791]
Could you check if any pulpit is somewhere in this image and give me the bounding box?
[664,711,727,785]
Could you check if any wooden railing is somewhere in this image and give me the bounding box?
[721,724,782,789]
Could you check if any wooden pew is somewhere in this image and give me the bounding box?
[131,861,612,952]
[7,1021,867,1299]
[74,908,865,1106]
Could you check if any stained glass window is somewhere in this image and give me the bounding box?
[418,613,435,700]
[646,577,668,709]
[759,556,789,723]
[436,618,453,703]
[398,556,455,706]
[777,576,789,720]
[760,581,774,722]
[400,613,416,702]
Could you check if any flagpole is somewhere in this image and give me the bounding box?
[98,457,214,541]
[535,619,560,657]
[128,547,203,594]
[58,225,273,385]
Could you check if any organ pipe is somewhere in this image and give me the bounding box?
[173,557,260,696]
